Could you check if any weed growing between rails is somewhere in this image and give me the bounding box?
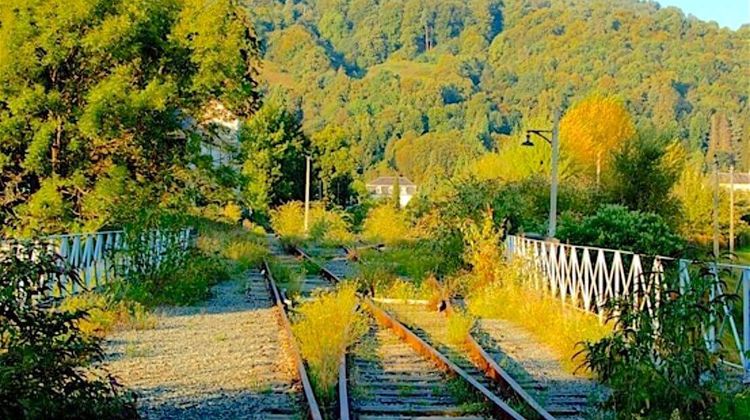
[0,242,137,419]
[290,284,367,414]
[579,262,750,418]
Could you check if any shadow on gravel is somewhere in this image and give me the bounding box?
[133,385,301,419]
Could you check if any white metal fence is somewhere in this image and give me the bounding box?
[506,235,750,376]
[1,229,192,297]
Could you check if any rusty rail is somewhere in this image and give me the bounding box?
[443,303,554,419]
[262,259,323,420]
[347,243,555,419]
[363,298,525,419]
[296,245,530,419]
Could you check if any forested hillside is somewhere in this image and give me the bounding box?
[243,0,749,186]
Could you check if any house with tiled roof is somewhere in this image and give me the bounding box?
[366,176,417,208]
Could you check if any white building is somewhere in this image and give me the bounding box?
[719,172,750,191]
[365,176,417,208]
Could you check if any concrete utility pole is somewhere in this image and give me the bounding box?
[304,155,311,235]
[549,111,560,239]
[713,154,720,259]
[730,162,735,255]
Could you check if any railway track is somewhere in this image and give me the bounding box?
[244,268,313,419]
[387,302,603,419]
[349,318,490,419]
[288,243,555,419]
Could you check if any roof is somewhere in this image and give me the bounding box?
[366,176,416,186]
[718,172,750,184]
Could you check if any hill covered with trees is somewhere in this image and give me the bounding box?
[243,0,749,190]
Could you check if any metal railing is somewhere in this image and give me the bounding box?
[506,235,750,376]
[1,229,192,297]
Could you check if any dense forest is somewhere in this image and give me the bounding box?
[1,0,748,251]
[244,0,748,184]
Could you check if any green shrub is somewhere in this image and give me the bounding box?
[0,242,137,419]
[362,203,410,245]
[558,204,685,256]
[580,263,744,417]
[113,250,228,307]
[194,218,268,272]
[270,201,354,246]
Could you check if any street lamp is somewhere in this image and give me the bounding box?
[522,113,560,239]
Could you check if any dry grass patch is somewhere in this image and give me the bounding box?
[57,292,156,337]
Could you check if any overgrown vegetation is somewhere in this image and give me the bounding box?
[57,293,155,337]
[361,203,411,245]
[291,284,367,413]
[467,265,611,374]
[580,263,750,418]
[270,201,354,246]
[1,243,137,418]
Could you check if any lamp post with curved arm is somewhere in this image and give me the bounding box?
[522,112,560,239]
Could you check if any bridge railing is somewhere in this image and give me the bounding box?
[506,235,750,375]
[1,228,192,298]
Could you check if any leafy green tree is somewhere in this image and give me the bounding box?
[0,0,259,234]
[608,133,682,220]
[240,96,309,215]
[311,125,356,205]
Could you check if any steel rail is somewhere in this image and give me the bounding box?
[295,245,531,419]
[347,244,555,419]
[443,303,554,420]
[363,298,525,419]
[262,258,323,420]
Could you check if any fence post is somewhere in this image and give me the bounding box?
[708,263,718,353]
[743,269,750,382]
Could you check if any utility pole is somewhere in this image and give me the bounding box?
[549,111,560,238]
[713,154,720,259]
[730,161,735,255]
[304,155,311,235]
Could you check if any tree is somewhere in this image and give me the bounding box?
[240,96,309,216]
[391,176,401,209]
[560,95,636,186]
[311,125,355,206]
[608,132,682,220]
[0,0,259,234]
[705,112,734,167]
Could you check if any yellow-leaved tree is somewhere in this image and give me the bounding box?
[560,95,636,185]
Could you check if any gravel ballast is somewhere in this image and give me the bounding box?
[105,271,302,419]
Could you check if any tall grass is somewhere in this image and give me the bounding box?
[446,309,475,346]
[467,261,611,374]
[268,258,304,296]
[291,284,366,411]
